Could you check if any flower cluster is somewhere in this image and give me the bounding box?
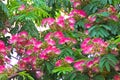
[0,40,11,73]
[74,57,100,73]
[55,56,74,67]
[81,38,109,56]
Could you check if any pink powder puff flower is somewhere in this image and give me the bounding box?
[44,32,52,41]
[73,1,81,8]
[85,23,92,28]
[46,39,56,46]
[41,18,55,26]
[18,4,25,11]
[114,74,120,80]
[64,56,74,64]
[55,60,62,67]
[26,49,33,55]
[68,17,76,24]
[54,31,64,39]
[92,38,104,44]
[88,15,96,22]
[36,71,43,78]
[85,30,89,35]
[19,31,28,37]
[0,40,6,53]
[74,60,85,71]
[52,47,61,54]
[86,60,94,68]
[0,65,5,73]
[59,37,70,44]
[56,16,65,27]
[34,41,42,48]
[109,15,119,22]
[9,34,18,44]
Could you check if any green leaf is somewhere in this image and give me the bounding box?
[20,20,40,39]
[114,37,120,44]
[0,74,8,80]
[18,71,34,80]
[98,12,110,17]
[93,75,105,80]
[105,62,110,72]
[108,0,113,4]
[52,66,73,73]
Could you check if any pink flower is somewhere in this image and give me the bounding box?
[0,65,5,73]
[85,23,92,28]
[54,31,64,39]
[26,49,33,55]
[85,30,89,35]
[46,39,56,46]
[73,1,81,8]
[34,41,42,48]
[36,71,43,78]
[41,18,55,26]
[88,15,96,22]
[109,15,119,21]
[81,38,91,48]
[92,38,104,44]
[0,40,6,53]
[93,57,100,64]
[39,51,48,60]
[18,4,25,11]
[56,16,65,27]
[64,56,74,64]
[82,45,93,54]
[9,34,18,44]
[108,5,116,13]
[70,0,74,2]
[59,37,70,44]
[68,17,76,24]
[53,47,61,54]
[86,60,94,68]
[44,32,52,41]
[74,60,85,71]
[77,10,87,18]
[19,31,28,37]
[55,60,62,67]
[114,74,120,80]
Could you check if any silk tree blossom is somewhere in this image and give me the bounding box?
[44,32,53,41]
[74,60,85,72]
[0,65,5,73]
[54,31,64,39]
[9,34,18,44]
[55,60,62,67]
[86,60,94,68]
[85,23,92,28]
[108,5,117,13]
[56,16,65,27]
[109,15,119,22]
[18,31,28,37]
[73,1,81,8]
[41,18,55,26]
[64,56,74,64]
[88,15,96,22]
[18,4,25,11]
[26,49,33,55]
[39,46,61,60]
[46,39,56,46]
[81,38,109,55]
[69,9,87,18]
[18,56,36,70]
[0,40,6,53]
[59,37,71,44]
[114,74,120,80]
